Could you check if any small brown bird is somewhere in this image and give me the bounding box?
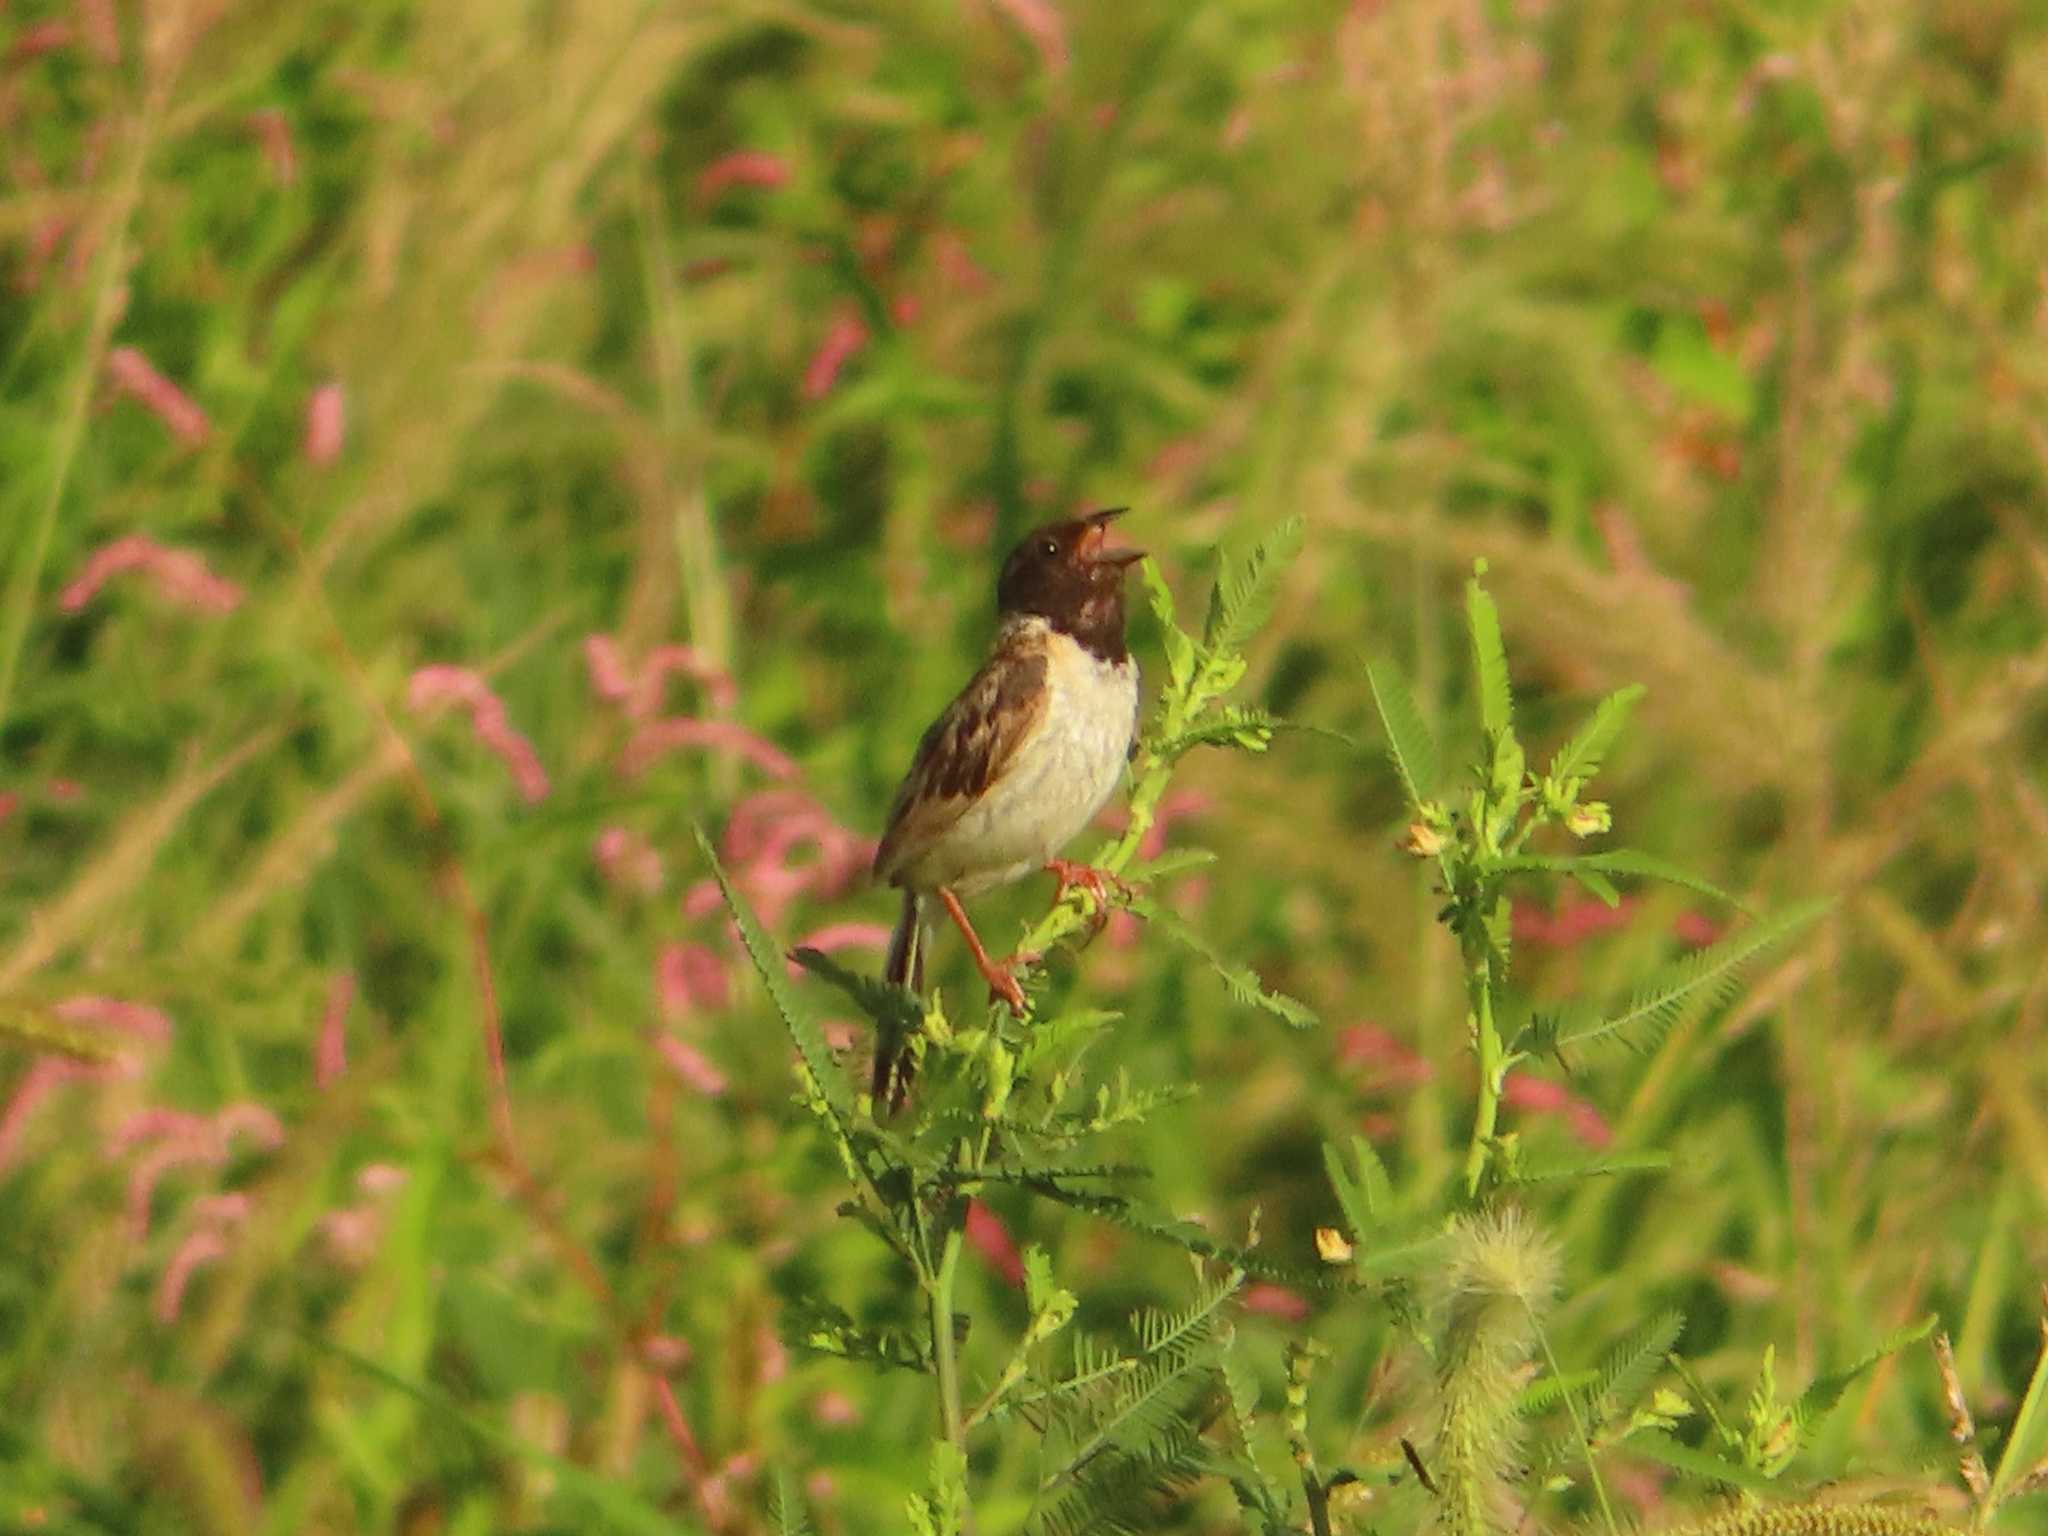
[871,508,1144,1110]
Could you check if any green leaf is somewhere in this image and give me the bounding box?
[1504,1149,1672,1186]
[1793,1315,1937,1445]
[1365,658,1440,813]
[1465,573,1513,737]
[1134,900,1317,1029]
[1203,514,1304,656]
[1572,850,1743,909]
[1140,558,1197,695]
[789,945,923,1042]
[1545,684,1644,786]
[1989,1310,2048,1509]
[1629,1430,1781,1494]
[698,827,854,1123]
[1557,899,1827,1053]
[770,1472,816,1536]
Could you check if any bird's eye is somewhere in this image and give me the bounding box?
[1038,538,1059,558]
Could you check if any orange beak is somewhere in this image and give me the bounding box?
[1082,506,1144,566]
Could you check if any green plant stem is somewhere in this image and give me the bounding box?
[1462,943,1502,1200]
[932,1222,967,1447]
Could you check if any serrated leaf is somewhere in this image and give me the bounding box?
[1793,1314,1937,1444]
[789,946,923,1039]
[1572,850,1743,909]
[1365,658,1440,813]
[1990,1310,2048,1509]
[1140,558,1197,695]
[1203,515,1304,656]
[770,1472,816,1536]
[1546,684,1645,785]
[698,827,853,1122]
[1558,899,1827,1052]
[1465,574,1513,737]
[1135,900,1317,1029]
[1630,1430,1780,1493]
[1505,1149,1672,1185]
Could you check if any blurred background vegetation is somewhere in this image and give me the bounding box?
[3,0,2047,1529]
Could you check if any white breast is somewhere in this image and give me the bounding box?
[930,623,1138,894]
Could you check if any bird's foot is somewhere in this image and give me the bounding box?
[979,951,1035,1016]
[1045,859,1140,940]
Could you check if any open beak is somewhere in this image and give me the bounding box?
[1082,506,1144,567]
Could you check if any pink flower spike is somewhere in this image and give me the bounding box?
[315,972,354,1087]
[641,1333,692,1371]
[787,922,892,976]
[595,826,666,895]
[217,1101,285,1151]
[697,151,790,202]
[583,634,635,705]
[78,0,120,62]
[618,718,795,783]
[191,1192,253,1227]
[990,0,1068,74]
[318,1205,381,1266]
[1501,1072,1612,1149]
[59,535,242,616]
[54,993,172,1042]
[1241,1283,1310,1322]
[356,1162,408,1194]
[105,347,209,447]
[127,1135,228,1240]
[0,1059,96,1172]
[1672,909,1723,947]
[964,1200,1025,1288]
[12,20,73,60]
[0,791,17,825]
[155,1228,230,1322]
[638,644,739,716]
[247,109,298,185]
[802,308,869,400]
[657,942,730,1020]
[656,1034,729,1097]
[812,1389,860,1427]
[407,665,551,804]
[106,1107,211,1156]
[303,382,345,465]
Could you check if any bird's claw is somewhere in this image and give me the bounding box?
[980,953,1034,1016]
[1045,859,1141,940]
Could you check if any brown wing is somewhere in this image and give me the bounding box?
[873,639,1048,885]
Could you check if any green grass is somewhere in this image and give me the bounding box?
[3,0,2047,1530]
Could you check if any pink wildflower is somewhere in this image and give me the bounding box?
[105,347,209,446]
[78,0,119,61]
[595,826,666,895]
[787,922,892,975]
[965,1200,1025,1288]
[1512,894,1640,950]
[59,534,243,616]
[315,972,353,1088]
[1241,1283,1311,1322]
[407,665,551,804]
[990,0,1068,73]
[1334,1022,1434,1090]
[1672,909,1723,947]
[54,994,172,1042]
[812,1389,860,1427]
[802,308,869,400]
[12,20,72,59]
[618,718,795,783]
[656,1035,729,1097]
[656,942,730,1019]
[247,108,297,185]
[1501,1072,1612,1149]
[583,634,737,717]
[0,1059,115,1171]
[154,1228,231,1322]
[697,151,790,202]
[303,382,345,466]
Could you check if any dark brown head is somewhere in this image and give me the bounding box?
[995,508,1144,662]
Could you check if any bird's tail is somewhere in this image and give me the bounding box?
[874,889,926,1113]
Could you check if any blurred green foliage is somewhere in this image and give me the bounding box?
[3,0,2047,1530]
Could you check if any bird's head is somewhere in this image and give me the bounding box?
[995,508,1144,659]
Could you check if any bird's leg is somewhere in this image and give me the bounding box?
[937,886,1028,1015]
[1044,858,1141,940]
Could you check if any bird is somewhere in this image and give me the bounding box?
[870,507,1144,1111]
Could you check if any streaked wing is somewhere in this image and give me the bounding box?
[873,640,1048,884]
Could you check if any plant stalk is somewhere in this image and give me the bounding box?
[1462,940,1502,1199]
[932,1220,967,1447]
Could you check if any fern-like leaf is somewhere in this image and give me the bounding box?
[1545,684,1644,785]
[1465,573,1513,737]
[1557,899,1826,1053]
[1136,900,1316,1029]
[1203,515,1305,657]
[698,827,855,1122]
[1365,658,1440,813]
